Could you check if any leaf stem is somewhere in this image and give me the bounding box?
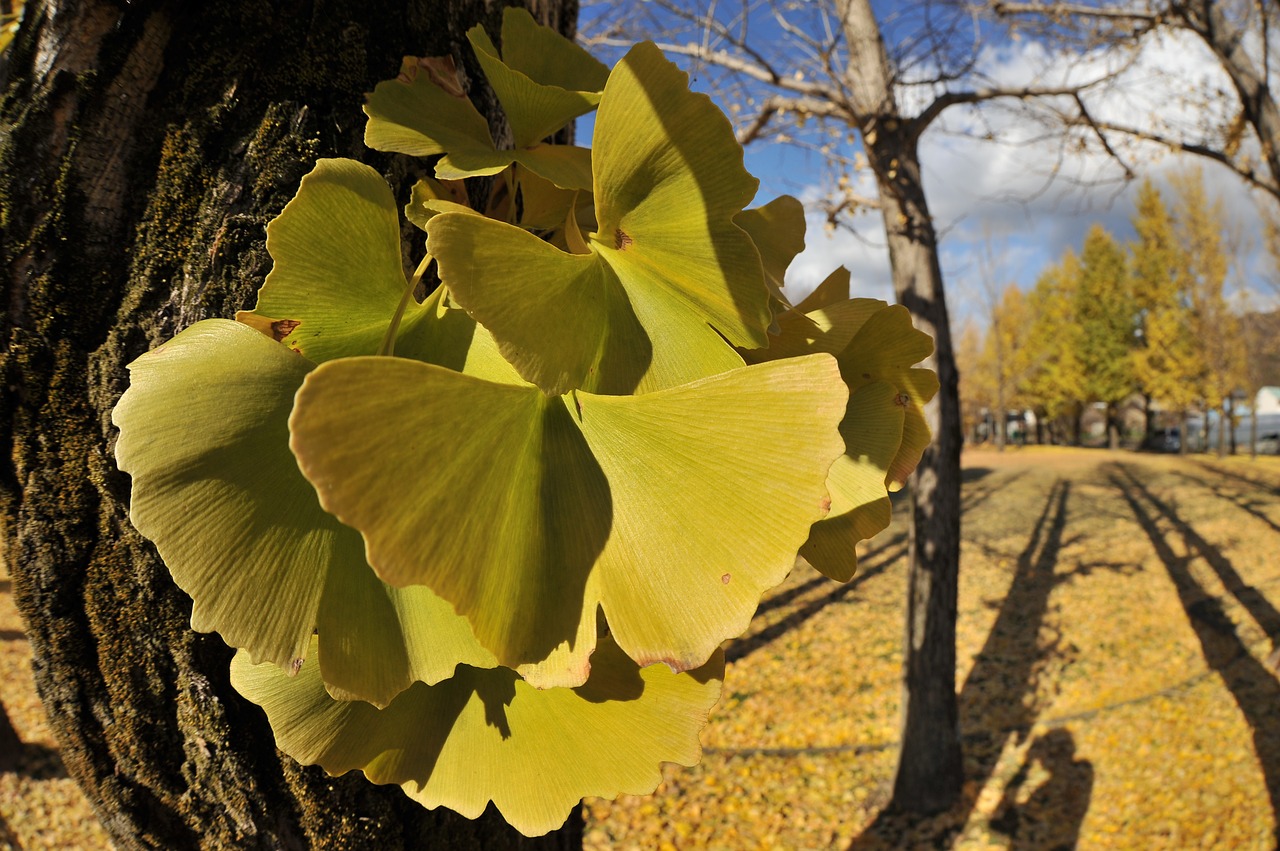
[379,252,434,357]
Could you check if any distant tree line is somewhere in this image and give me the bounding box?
[959,168,1280,454]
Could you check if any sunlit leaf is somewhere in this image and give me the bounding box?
[113,320,495,708]
[742,298,934,579]
[432,42,770,395]
[231,636,723,837]
[498,6,610,94]
[799,381,904,581]
[468,10,603,148]
[838,305,938,487]
[288,354,847,680]
[237,158,523,384]
[735,195,805,306]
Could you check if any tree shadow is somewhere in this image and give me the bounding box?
[1175,469,1280,537]
[1109,463,1280,845]
[988,727,1093,850]
[1190,459,1280,496]
[753,533,907,621]
[1134,468,1280,647]
[850,478,1099,849]
[725,539,908,665]
[960,469,1027,516]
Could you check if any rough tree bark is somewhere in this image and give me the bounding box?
[837,0,964,814]
[0,1,583,848]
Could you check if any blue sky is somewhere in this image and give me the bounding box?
[576,2,1278,328]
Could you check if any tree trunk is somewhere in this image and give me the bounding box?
[1218,403,1228,457]
[1251,404,1259,459]
[838,0,963,813]
[0,1,583,848]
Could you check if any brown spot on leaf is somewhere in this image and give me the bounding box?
[614,228,633,250]
[820,495,832,513]
[721,573,731,585]
[289,657,304,676]
[271,319,301,342]
[894,393,911,407]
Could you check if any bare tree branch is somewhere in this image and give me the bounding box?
[990,1,1162,23]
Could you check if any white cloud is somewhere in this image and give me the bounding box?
[778,25,1277,328]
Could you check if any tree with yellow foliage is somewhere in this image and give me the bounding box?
[1171,169,1248,455]
[1129,179,1203,451]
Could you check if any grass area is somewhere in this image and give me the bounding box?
[2,448,1279,848]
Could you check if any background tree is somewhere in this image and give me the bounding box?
[1171,168,1249,456]
[0,1,583,847]
[1128,178,1202,450]
[955,319,991,443]
[1076,225,1136,449]
[1022,251,1087,445]
[977,283,1034,449]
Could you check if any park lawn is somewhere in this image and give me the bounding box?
[2,447,1279,848]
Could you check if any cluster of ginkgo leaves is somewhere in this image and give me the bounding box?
[111,9,936,837]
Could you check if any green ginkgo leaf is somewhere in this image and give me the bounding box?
[735,195,806,306]
[288,353,846,682]
[798,381,904,581]
[742,297,935,581]
[432,42,770,395]
[363,56,494,158]
[837,304,939,488]
[793,266,853,312]
[497,6,610,94]
[363,44,594,190]
[237,158,523,384]
[230,636,723,837]
[113,320,495,708]
[467,8,606,148]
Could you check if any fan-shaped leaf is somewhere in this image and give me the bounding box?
[798,381,904,581]
[735,194,805,305]
[113,320,495,708]
[433,42,770,395]
[231,636,723,837]
[364,56,494,158]
[468,14,601,148]
[288,354,846,681]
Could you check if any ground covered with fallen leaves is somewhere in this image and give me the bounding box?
[2,448,1279,849]
[584,448,1280,849]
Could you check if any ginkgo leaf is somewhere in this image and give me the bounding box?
[238,158,423,364]
[432,42,770,395]
[364,56,494,158]
[363,43,594,190]
[406,178,476,232]
[735,195,806,305]
[288,353,846,681]
[113,320,495,708]
[741,298,935,580]
[231,636,723,837]
[793,266,853,313]
[237,158,523,384]
[498,6,610,94]
[468,11,602,148]
[837,304,939,487]
[799,381,905,581]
